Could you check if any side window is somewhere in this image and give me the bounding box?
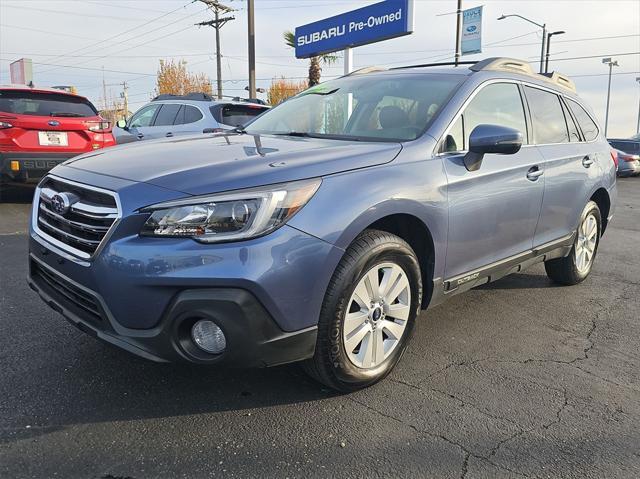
[443,115,464,152]
[566,99,599,142]
[463,83,528,147]
[525,86,569,144]
[183,106,203,124]
[153,104,181,126]
[173,105,185,125]
[561,100,581,142]
[129,104,160,128]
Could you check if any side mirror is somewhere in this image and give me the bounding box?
[116,119,127,129]
[463,124,523,171]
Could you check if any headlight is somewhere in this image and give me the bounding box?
[140,178,321,243]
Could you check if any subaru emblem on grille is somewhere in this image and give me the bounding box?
[50,192,77,215]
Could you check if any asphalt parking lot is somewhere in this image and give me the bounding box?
[1,179,639,479]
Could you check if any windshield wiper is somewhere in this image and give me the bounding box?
[272,131,314,138]
[50,112,84,117]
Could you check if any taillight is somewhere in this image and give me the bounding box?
[0,121,13,129]
[610,150,618,168]
[85,121,111,133]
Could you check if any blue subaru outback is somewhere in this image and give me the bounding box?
[29,58,616,391]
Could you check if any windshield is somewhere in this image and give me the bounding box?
[246,73,462,142]
[0,90,97,117]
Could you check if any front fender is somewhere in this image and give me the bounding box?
[288,157,449,281]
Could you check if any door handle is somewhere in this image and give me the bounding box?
[526,166,544,181]
[165,132,173,137]
[582,156,594,168]
[137,133,144,140]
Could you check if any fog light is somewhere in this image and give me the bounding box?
[191,320,226,354]
[10,161,19,171]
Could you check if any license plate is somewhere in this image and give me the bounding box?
[38,131,68,146]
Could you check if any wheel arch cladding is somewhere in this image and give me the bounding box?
[590,188,610,234]
[364,214,435,310]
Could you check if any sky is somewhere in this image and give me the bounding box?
[0,0,639,137]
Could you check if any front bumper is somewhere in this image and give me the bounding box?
[1,152,77,183]
[28,254,318,366]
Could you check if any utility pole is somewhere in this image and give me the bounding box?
[196,0,235,100]
[247,0,256,99]
[120,81,129,119]
[602,57,619,137]
[101,66,107,111]
[454,0,462,66]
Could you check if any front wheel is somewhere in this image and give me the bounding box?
[303,230,422,392]
[545,200,601,285]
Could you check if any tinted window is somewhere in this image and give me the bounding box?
[610,141,640,154]
[0,90,97,117]
[129,104,160,128]
[462,83,528,148]
[213,104,269,127]
[173,105,185,125]
[153,104,181,126]
[561,100,581,142]
[566,99,599,142]
[183,105,203,124]
[525,87,569,144]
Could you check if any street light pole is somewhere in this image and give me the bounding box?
[544,30,565,74]
[602,58,618,137]
[498,14,546,73]
[454,0,462,66]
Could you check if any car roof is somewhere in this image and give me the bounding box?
[151,98,267,108]
[0,84,89,101]
[342,57,578,97]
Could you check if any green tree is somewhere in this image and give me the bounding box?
[283,31,337,86]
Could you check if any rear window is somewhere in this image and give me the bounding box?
[610,141,640,154]
[566,99,599,142]
[211,104,268,127]
[0,90,97,117]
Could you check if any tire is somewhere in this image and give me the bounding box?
[303,229,422,392]
[545,200,601,285]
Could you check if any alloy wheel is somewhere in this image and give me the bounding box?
[575,213,598,273]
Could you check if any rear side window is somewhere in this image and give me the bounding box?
[153,104,181,126]
[184,106,203,124]
[566,99,599,142]
[442,82,527,153]
[211,104,268,127]
[560,100,581,142]
[525,86,569,144]
[0,90,97,117]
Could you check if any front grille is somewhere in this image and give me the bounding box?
[35,176,120,259]
[32,260,104,323]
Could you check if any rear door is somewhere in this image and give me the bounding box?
[441,81,545,279]
[170,104,206,135]
[525,86,602,247]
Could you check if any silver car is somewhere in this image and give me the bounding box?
[609,140,640,177]
[113,93,269,144]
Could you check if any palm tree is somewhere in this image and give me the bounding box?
[284,31,337,86]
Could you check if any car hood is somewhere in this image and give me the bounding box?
[64,133,402,195]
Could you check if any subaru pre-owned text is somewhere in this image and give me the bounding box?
[28,58,616,391]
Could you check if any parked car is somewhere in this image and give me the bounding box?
[0,85,114,185]
[113,93,269,144]
[28,58,616,391]
[608,139,640,176]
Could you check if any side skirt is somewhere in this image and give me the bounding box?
[427,232,575,309]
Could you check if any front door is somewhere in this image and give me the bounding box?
[440,82,545,279]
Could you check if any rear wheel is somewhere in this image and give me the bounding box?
[545,201,601,285]
[303,229,422,392]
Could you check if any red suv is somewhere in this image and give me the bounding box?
[0,85,115,185]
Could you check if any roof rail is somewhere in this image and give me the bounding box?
[541,71,577,92]
[469,57,534,75]
[343,66,388,77]
[390,61,476,70]
[152,92,213,102]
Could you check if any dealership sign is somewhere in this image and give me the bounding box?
[461,6,483,55]
[294,0,415,59]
